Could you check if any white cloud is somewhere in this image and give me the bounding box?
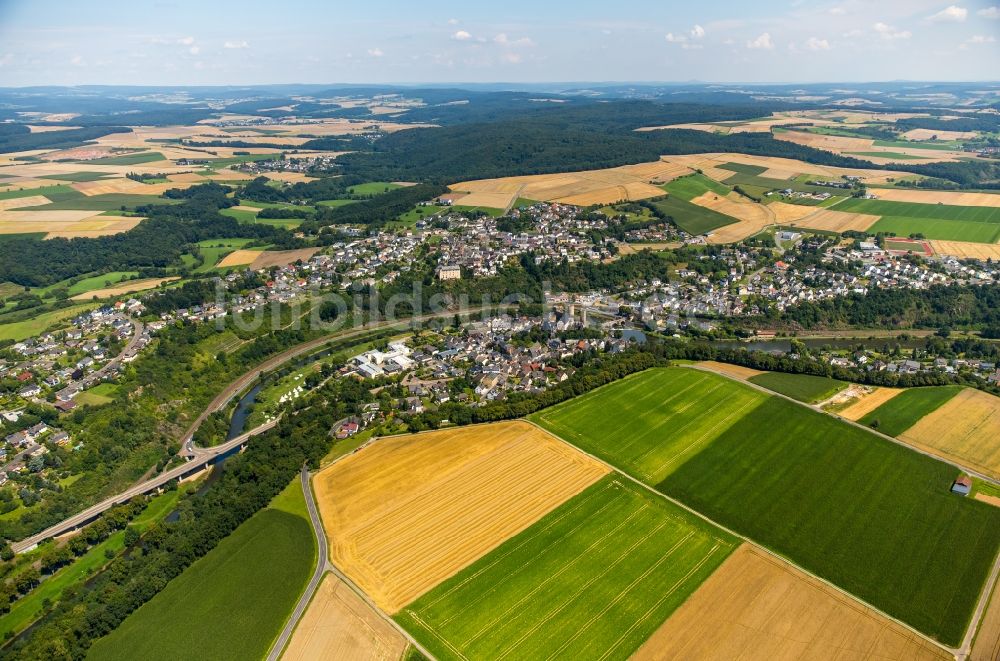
[447,18,459,25]
[842,28,863,38]
[149,36,170,45]
[70,54,85,66]
[967,34,997,43]
[452,30,472,41]
[873,22,911,39]
[978,6,999,18]
[177,36,195,46]
[829,6,846,15]
[690,24,705,39]
[501,52,522,64]
[805,36,831,50]
[665,32,687,43]
[367,47,384,57]
[928,5,967,22]
[747,32,774,49]
[0,53,12,67]
[224,40,249,49]
[188,46,200,55]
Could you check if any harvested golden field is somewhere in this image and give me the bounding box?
[785,208,880,233]
[768,201,820,223]
[281,573,406,661]
[0,195,50,211]
[450,159,689,207]
[976,493,1000,508]
[692,191,770,223]
[838,387,903,421]
[872,188,1000,207]
[696,361,764,381]
[314,420,608,613]
[972,579,1000,661]
[666,152,912,185]
[261,171,318,184]
[0,212,142,238]
[69,277,179,300]
[930,240,1000,260]
[71,179,185,196]
[249,248,320,269]
[899,388,1000,480]
[453,190,517,209]
[615,241,682,255]
[216,249,264,268]
[902,128,976,141]
[776,130,874,152]
[26,124,80,133]
[166,172,209,183]
[633,544,950,661]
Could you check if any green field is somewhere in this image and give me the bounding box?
[531,369,766,484]
[315,198,356,208]
[874,139,960,151]
[746,372,848,403]
[0,304,93,341]
[660,394,1000,645]
[392,204,446,226]
[348,181,403,195]
[833,198,1000,242]
[63,271,139,296]
[37,171,114,182]
[858,385,964,436]
[17,192,172,212]
[397,475,736,661]
[80,151,166,166]
[662,173,731,201]
[0,184,76,200]
[717,162,767,176]
[220,207,260,223]
[848,151,930,161]
[723,172,851,195]
[87,478,315,661]
[534,368,1000,645]
[648,195,737,235]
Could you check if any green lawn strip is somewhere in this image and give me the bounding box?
[723,172,852,195]
[0,489,181,640]
[37,172,115,182]
[663,173,731,201]
[63,272,140,297]
[512,197,540,208]
[220,207,260,223]
[847,151,930,161]
[867,217,1000,243]
[658,394,1000,646]
[834,198,1000,223]
[348,181,402,195]
[717,162,768,176]
[530,369,767,484]
[746,372,848,403]
[86,478,315,661]
[873,139,960,151]
[315,198,356,208]
[452,204,505,217]
[17,193,173,212]
[0,184,76,201]
[80,152,166,166]
[858,386,964,436]
[648,195,737,235]
[397,475,736,661]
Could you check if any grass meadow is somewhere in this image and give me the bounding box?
[858,385,964,436]
[747,372,848,403]
[397,475,736,661]
[835,198,1000,242]
[649,195,737,235]
[87,479,315,661]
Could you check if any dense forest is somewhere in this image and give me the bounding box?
[0,124,130,154]
[761,284,1000,331]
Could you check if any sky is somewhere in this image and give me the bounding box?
[0,0,997,86]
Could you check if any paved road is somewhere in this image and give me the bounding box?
[266,466,328,661]
[11,420,276,554]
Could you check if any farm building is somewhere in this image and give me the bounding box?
[951,475,972,496]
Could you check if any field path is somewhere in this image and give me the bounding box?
[267,465,434,661]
